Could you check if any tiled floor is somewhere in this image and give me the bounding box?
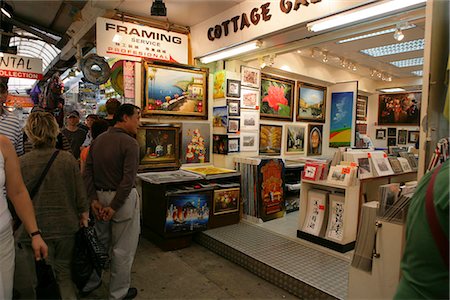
[199,212,352,299]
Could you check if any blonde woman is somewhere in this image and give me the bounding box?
[0,135,47,299]
[18,112,89,299]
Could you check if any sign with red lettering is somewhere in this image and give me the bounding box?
[5,94,34,108]
[96,17,188,64]
[0,53,43,79]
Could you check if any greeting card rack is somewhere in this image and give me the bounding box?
[297,179,360,253]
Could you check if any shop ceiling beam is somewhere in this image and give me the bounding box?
[4,18,59,46]
[3,14,63,39]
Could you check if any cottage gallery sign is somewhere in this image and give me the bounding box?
[190,0,370,58]
[96,17,188,64]
[0,53,43,80]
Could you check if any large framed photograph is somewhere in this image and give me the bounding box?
[227,99,240,116]
[260,73,295,121]
[241,65,260,88]
[307,124,323,156]
[285,125,305,155]
[181,122,210,164]
[137,123,181,170]
[297,83,326,122]
[408,130,419,144]
[356,95,368,122]
[240,132,258,152]
[227,119,240,133]
[143,60,208,119]
[228,137,240,153]
[240,110,259,131]
[378,92,421,125]
[329,92,354,148]
[241,87,259,110]
[226,79,241,98]
[259,124,282,155]
[213,188,240,215]
[376,129,386,140]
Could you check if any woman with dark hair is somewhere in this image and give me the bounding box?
[80,119,109,175]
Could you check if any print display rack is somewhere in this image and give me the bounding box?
[235,156,285,222]
[138,169,240,250]
[297,179,360,253]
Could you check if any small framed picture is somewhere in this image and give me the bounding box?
[398,130,407,145]
[388,127,397,137]
[241,65,260,88]
[408,130,419,143]
[388,137,397,146]
[240,132,258,151]
[240,110,259,131]
[213,106,228,128]
[227,99,240,116]
[285,124,305,154]
[241,87,259,110]
[213,134,229,154]
[227,119,240,133]
[226,79,241,98]
[228,137,240,153]
[376,129,386,140]
[259,124,282,155]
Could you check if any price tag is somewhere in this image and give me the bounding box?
[319,205,325,210]
[383,153,388,158]
[342,167,351,174]
[255,106,260,110]
[350,162,357,167]
[368,153,372,158]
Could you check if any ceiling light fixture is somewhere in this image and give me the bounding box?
[0,0,12,18]
[337,24,416,44]
[379,88,406,93]
[306,0,426,32]
[199,40,262,64]
[393,27,404,41]
[360,39,424,57]
[411,70,423,76]
[150,0,167,17]
[390,57,423,68]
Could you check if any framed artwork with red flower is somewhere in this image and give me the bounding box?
[142,60,209,119]
[296,83,326,122]
[260,73,295,121]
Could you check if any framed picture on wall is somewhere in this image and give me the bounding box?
[213,134,228,154]
[143,61,208,119]
[307,124,323,156]
[213,106,227,128]
[241,65,260,88]
[260,73,295,121]
[241,87,259,110]
[388,127,397,137]
[378,92,421,125]
[213,70,226,99]
[227,99,240,116]
[376,129,386,140]
[259,124,282,155]
[227,119,240,133]
[356,95,368,121]
[240,132,258,151]
[240,110,259,131]
[226,79,241,98]
[408,130,420,144]
[388,137,397,146]
[181,122,210,164]
[329,92,354,148]
[285,125,305,155]
[296,83,326,122]
[398,130,407,145]
[228,137,240,153]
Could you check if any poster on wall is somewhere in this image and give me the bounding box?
[260,74,295,121]
[329,92,354,148]
[181,123,210,163]
[378,92,421,125]
[297,83,326,122]
[143,61,208,119]
[307,124,323,156]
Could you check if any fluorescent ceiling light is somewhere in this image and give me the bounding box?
[360,39,424,57]
[337,24,416,44]
[379,88,406,93]
[1,7,11,18]
[307,0,426,32]
[390,57,423,68]
[412,70,423,76]
[199,40,261,64]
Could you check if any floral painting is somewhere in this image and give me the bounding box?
[378,92,421,125]
[260,74,295,121]
[143,61,208,119]
[182,123,210,164]
[213,188,240,215]
[213,70,226,99]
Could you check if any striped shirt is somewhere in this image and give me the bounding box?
[0,110,24,156]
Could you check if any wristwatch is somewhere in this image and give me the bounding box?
[30,230,42,238]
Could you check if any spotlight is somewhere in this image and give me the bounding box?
[151,0,166,16]
[0,1,13,18]
[393,28,404,41]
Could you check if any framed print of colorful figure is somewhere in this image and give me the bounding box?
[227,99,240,116]
[143,60,208,119]
[297,83,326,122]
[329,92,354,148]
[213,70,226,99]
[260,73,295,121]
[181,122,210,163]
[307,124,323,156]
[226,79,241,98]
[213,188,240,215]
[378,92,421,125]
[241,65,260,88]
[285,125,305,154]
[259,124,282,155]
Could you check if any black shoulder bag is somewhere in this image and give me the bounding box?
[12,150,60,231]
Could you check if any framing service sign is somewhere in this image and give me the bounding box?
[0,53,43,80]
[96,17,188,64]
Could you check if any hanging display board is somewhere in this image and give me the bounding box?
[0,53,43,79]
[96,17,188,64]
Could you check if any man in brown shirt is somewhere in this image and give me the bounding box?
[83,104,141,300]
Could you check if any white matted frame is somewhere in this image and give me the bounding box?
[240,109,259,131]
[240,132,258,151]
[241,87,259,110]
[240,65,261,88]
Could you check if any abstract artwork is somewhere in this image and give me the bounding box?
[213,70,226,99]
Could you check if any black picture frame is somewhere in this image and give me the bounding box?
[398,129,407,145]
[227,118,240,133]
[226,79,241,98]
[388,137,397,146]
[408,130,420,143]
[388,127,397,137]
[226,99,240,116]
[376,129,386,140]
[213,134,229,154]
[228,137,240,153]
